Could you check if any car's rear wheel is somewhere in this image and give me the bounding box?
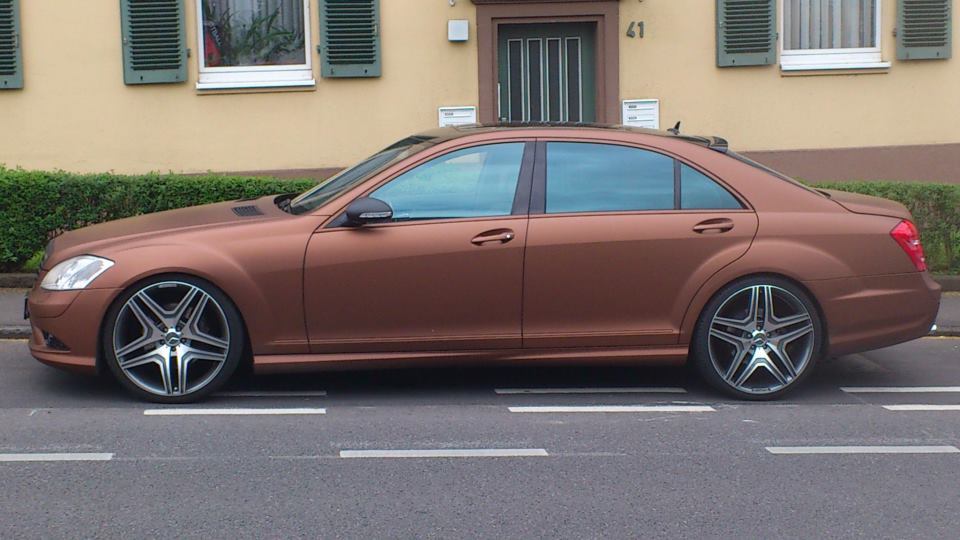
[103,276,244,403]
[692,277,822,400]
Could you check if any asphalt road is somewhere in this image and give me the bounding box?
[1,337,959,539]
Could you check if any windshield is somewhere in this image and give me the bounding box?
[289,136,436,214]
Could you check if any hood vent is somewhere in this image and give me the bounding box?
[232,205,263,217]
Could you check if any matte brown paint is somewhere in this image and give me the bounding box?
[27,125,941,377]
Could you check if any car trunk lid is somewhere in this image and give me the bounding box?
[818,189,912,220]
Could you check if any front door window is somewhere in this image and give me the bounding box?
[370,143,526,221]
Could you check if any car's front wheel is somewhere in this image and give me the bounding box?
[103,276,245,403]
[691,277,823,400]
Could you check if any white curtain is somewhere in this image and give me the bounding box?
[784,0,877,50]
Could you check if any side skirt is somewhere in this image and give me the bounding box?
[253,345,689,374]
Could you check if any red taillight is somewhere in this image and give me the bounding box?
[890,220,927,272]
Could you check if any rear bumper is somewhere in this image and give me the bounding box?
[26,286,120,374]
[805,271,941,357]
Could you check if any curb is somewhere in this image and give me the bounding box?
[934,326,960,337]
[936,275,960,292]
[0,274,35,288]
[0,326,30,339]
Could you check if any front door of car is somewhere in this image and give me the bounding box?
[522,140,759,348]
[303,141,533,353]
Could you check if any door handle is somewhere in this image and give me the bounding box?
[471,229,515,245]
[692,218,734,234]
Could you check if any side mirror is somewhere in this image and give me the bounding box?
[344,197,393,226]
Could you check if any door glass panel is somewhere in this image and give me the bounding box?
[546,143,675,213]
[680,164,743,210]
[546,38,562,122]
[508,40,524,121]
[371,143,525,221]
[565,38,581,122]
[527,39,543,122]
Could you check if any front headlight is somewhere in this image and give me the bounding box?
[40,256,114,291]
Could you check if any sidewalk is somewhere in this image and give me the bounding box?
[2,288,958,340]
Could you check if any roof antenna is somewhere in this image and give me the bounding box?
[667,121,681,135]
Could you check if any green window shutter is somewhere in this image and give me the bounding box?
[898,0,952,60]
[120,0,187,85]
[319,0,381,78]
[716,0,777,67]
[0,0,22,89]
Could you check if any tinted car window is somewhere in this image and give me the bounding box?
[546,142,674,213]
[371,143,524,221]
[289,136,435,214]
[680,164,742,209]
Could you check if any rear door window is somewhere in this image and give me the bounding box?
[545,142,674,213]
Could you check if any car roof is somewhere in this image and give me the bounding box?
[408,122,730,154]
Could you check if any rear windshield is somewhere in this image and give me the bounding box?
[725,150,825,197]
[289,136,436,214]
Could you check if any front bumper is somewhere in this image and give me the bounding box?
[806,271,942,357]
[26,284,121,374]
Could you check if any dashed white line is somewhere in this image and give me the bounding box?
[215,391,328,398]
[0,453,114,462]
[339,449,549,459]
[143,408,327,416]
[508,405,715,413]
[882,404,960,411]
[766,446,960,455]
[495,387,687,395]
[841,386,960,393]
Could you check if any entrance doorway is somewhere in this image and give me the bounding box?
[497,23,597,123]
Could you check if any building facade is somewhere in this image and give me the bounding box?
[0,0,956,181]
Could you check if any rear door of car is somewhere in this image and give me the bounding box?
[303,140,535,353]
[522,138,759,348]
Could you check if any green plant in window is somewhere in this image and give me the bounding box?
[203,3,304,67]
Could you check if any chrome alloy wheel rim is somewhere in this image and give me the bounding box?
[708,285,815,395]
[113,281,230,397]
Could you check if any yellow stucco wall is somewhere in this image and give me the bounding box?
[620,0,960,151]
[0,0,956,174]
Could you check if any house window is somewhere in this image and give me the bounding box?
[781,0,889,71]
[197,0,314,89]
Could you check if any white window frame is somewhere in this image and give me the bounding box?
[780,0,890,71]
[195,0,315,90]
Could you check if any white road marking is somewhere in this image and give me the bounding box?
[215,391,328,397]
[766,445,960,455]
[144,408,326,416]
[339,449,549,459]
[0,453,114,462]
[508,405,715,413]
[495,387,687,395]
[882,404,960,411]
[841,386,960,393]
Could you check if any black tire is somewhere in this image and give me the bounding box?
[691,275,823,400]
[102,274,245,404]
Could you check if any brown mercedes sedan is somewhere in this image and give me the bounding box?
[26,125,941,402]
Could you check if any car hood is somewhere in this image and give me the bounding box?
[820,189,912,220]
[45,198,279,268]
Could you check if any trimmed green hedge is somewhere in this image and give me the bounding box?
[0,168,316,272]
[0,169,957,273]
